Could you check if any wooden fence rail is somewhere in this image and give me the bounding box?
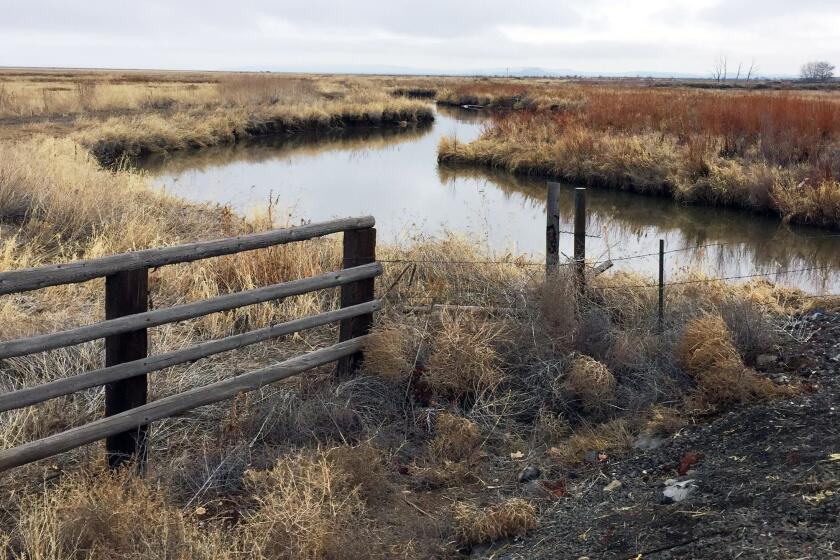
[0,216,380,471]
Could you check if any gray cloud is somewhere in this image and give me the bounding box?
[0,0,838,75]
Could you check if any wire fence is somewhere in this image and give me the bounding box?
[380,185,840,306]
[379,250,840,302]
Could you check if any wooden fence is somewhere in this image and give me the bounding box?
[0,216,380,472]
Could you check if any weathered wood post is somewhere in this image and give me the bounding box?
[336,227,376,377]
[574,188,586,294]
[546,182,561,277]
[658,239,665,332]
[104,268,149,469]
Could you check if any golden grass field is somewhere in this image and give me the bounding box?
[0,69,837,558]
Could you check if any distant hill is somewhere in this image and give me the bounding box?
[238,64,797,80]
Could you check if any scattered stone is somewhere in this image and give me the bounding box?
[522,480,553,499]
[518,465,541,483]
[633,432,666,451]
[662,479,697,503]
[603,479,622,492]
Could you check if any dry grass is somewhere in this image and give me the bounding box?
[242,451,375,560]
[677,314,793,405]
[0,70,433,163]
[453,498,537,546]
[362,324,415,384]
[438,84,840,228]
[549,419,636,464]
[9,469,225,560]
[424,311,507,399]
[563,355,617,411]
[428,412,481,463]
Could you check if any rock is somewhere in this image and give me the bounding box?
[603,479,622,492]
[522,480,553,499]
[633,432,666,451]
[518,465,541,483]
[662,479,697,503]
[756,354,779,367]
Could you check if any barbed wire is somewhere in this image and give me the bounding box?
[595,265,837,290]
[558,229,601,239]
[379,258,552,267]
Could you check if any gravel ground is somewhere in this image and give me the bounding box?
[484,308,840,559]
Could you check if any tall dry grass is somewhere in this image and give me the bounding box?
[438,85,840,228]
[0,70,434,163]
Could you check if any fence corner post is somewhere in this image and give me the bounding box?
[104,268,149,470]
[336,227,376,377]
[574,188,587,295]
[546,182,560,277]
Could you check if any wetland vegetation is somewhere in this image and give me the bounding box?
[0,69,838,558]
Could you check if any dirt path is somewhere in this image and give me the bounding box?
[493,309,840,559]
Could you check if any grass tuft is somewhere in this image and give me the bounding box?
[453,498,538,546]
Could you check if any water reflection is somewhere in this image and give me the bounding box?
[141,106,839,294]
[438,165,840,293]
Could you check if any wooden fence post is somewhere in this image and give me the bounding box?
[574,188,586,294]
[104,268,149,469]
[336,227,376,377]
[658,239,665,332]
[546,182,560,277]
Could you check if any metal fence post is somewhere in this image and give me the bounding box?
[336,227,376,377]
[546,182,560,277]
[104,268,149,469]
[574,188,586,294]
[658,239,665,332]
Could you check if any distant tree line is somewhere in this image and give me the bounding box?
[800,61,835,82]
[710,56,836,83]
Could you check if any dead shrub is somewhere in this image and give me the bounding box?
[563,355,616,411]
[453,498,537,546]
[13,470,202,559]
[719,298,778,365]
[605,329,653,373]
[429,412,481,462]
[677,314,791,405]
[242,450,378,560]
[424,312,506,399]
[362,323,414,384]
[326,443,392,506]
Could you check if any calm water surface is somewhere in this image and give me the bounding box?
[141,106,840,294]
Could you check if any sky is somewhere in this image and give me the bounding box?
[1,0,839,76]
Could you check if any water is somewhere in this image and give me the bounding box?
[140,105,840,294]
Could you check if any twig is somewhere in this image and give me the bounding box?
[403,496,436,519]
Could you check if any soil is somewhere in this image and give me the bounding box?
[479,308,840,559]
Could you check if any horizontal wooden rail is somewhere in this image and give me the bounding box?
[0,263,382,359]
[0,216,374,296]
[0,336,369,472]
[0,300,381,413]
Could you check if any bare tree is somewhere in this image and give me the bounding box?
[746,59,758,81]
[800,61,835,82]
[735,62,742,81]
[712,56,728,82]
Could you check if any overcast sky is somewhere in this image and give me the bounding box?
[1,0,838,76]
